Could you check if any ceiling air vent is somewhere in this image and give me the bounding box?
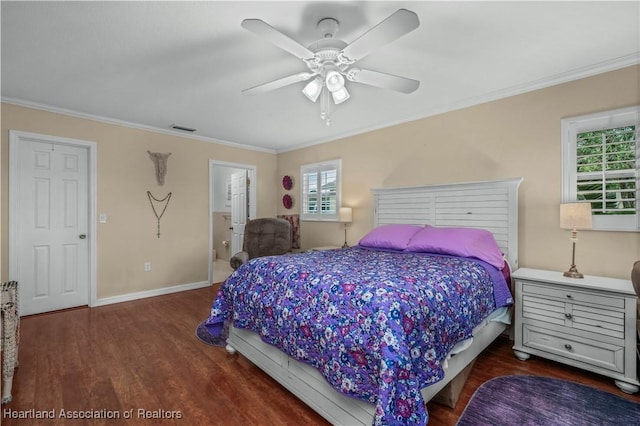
[169,124,196,133]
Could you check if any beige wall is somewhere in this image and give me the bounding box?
[1,103,277,298]
[278,65,640,280]
[2,65,638,303]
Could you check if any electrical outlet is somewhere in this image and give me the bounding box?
[144,262,151,272]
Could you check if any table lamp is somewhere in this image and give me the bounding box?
[560,202,592,278]
[339,207,353,248]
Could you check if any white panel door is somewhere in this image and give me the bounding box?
[230,170,248,255]
[16,139,90,315]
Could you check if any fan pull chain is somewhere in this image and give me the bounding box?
[320,84,332,126]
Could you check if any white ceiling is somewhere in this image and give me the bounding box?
[2,1,639,153]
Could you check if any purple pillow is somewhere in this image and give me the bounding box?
[358,224,423,251]
[405,226,505,269]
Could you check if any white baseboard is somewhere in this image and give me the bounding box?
[92,280,211,307]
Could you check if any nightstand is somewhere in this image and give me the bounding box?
[512,268,639,394]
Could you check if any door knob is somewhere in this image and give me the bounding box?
[79,234,87,239]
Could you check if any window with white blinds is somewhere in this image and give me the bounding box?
[562,106,639,231]
[300,159,341,221]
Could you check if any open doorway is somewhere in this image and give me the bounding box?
[208,160,256,284]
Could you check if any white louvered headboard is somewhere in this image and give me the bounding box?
[371,178,523,270]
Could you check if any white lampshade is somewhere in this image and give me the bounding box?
[560,203,593,230]
[325,70,344,92]
[325,70,350,105]
[331,87,350,104]
[339,207,353,223]
[302,77,323,102]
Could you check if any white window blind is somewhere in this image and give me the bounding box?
[301,159,341,221]
[562,106,639,231]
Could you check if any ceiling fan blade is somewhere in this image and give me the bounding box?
[341,9,419,62]
[242,72,315,95]
[346,68,420,93]
[241,19,315,60]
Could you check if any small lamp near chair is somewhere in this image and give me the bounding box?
[560,202,593,278]
[339,207,353,248]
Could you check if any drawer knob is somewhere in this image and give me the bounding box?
[565,313,573,320]
[566,294,573,299]
[564,344,573,351]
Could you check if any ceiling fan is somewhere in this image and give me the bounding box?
[241,9,420,125]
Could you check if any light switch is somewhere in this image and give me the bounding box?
[99,213,107,224]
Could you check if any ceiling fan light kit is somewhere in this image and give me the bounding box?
[325,70,350,104]
[331,87,350,105]
[241,9,420,125]
[302,77,323,102]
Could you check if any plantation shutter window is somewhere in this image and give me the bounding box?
[301,159,341,221]
[562,106,639,231]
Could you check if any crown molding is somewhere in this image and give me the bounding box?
[276,53,640,153]
[0,97,277,154]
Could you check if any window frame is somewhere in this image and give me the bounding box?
[561,106,639,232]
[300,159,342,221]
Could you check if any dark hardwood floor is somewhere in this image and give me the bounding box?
[3,285,638,425]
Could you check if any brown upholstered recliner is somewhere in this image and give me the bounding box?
[631,260,640,296]
[230,218,292,270]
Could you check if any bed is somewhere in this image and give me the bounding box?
[205,178,522,425]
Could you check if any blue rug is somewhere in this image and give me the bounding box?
[456,375,640,425]
[195,320,228,347]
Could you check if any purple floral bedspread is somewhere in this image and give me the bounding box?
[205,246,512,425]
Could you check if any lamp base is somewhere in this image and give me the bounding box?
[342,225,348,248]
[564,240,584,278]
[563,266,584,279]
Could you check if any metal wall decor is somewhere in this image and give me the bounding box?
[282,194,293,209]
[282,175,293,190]
[147,191,172,238]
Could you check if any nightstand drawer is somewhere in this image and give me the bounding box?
[522,324,624,373]
[522,282,625,309]
[522,294,625,339]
